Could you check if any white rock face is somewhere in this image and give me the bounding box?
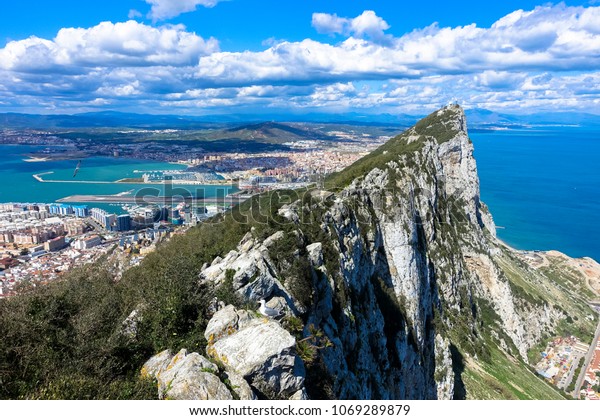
[223,370,257,400]
[204,304,255,342]
[121,308,142,339]
[434,334,455,400]
[206,306,306,399]
[287,105,560,399]
[141,349,173,379]
[198,231,302,314]
[142,349,233,400]
[306,243,323,267]
[465,253,560,360]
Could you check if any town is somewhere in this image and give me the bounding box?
[0,201,212,298]
[535,335,600,399]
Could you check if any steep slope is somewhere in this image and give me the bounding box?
[184,105,597,399]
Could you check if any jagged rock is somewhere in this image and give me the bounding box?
[198,231,304,315]
[161,370,231,400]
[434,334,455,400]
[205,304,255,343]
[306,243,323,267]
[121,308,142,340]
[142,349,232,400]
[223,370,256,400]
[141,349,173,379]
[190,105,587,400]
[278,204,300,223]
[239,232,255,252]
[263,231,285,248]
[289,389,309,400]
[205,306,305,399]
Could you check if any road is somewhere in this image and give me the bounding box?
[560,353,585,390]
[573,313,600,398]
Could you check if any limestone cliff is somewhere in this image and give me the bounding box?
[143,105,598,400]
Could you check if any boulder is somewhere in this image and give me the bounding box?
[306,242,323,267]
[205,304,255,343]
[142,349,233,400]
[206,307,306,399]
[141,349,173,379]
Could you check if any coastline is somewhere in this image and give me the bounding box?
[32,171,236,186]
[495,237,600,297]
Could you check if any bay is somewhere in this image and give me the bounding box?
[0,144,235,214]
[472,127,600,261]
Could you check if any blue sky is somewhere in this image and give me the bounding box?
[1,0,600,115]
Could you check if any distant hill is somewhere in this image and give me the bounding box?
[0,108,598,131]
[221,121,335,142]
[465,108,600,128]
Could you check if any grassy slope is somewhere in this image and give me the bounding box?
[459,247,597,399]
[0,189,318,399]
[325,106,461,190]
[463,346,565,400]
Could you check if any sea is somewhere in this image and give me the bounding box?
[471,127,600,262]
[0,127,599,261]
[0,144,235,214]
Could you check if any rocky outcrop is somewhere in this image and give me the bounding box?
[206,305,306,399]
[142,349,233,400]
[199,231,303,315]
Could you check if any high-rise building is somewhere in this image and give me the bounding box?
[44,236,66,252]
[91,208,117,230]
[103,214,116,230]
[116,214,131,232]
[72,205,89,218]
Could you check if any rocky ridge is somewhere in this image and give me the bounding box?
[142,105,598,400]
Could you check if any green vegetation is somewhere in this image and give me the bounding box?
[0,266,159,399]
[325,106,463,189]
[412,106,461,144]
[324,132,423,190]
[495,251,597,344]
[462,345,565,400]
[0,186,344,399]
[1,105,594,401]
[0,189,297,399]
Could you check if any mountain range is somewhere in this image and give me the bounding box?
[1,108,599,130]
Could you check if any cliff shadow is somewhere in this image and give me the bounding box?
[449,343,467,400]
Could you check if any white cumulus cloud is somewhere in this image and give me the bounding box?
[145,0,222,21]
[312,10,391,43]
[2,4,600,114]
[0,20,218,71]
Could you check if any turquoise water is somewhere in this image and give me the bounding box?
[0,145,235,213]
[471,128,600,261]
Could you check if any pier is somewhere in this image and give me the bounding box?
[32,172,234,186]
[33,172,116,184]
